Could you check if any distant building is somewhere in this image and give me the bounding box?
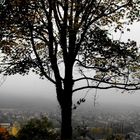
[0,123,11,128]
[0,123,12,134]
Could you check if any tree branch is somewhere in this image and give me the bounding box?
[74,76,140,87]
[75,1,132,55]
[73,84,140,93]
[28,22,56,84]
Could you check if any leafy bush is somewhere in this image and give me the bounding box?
[17,116,57,140]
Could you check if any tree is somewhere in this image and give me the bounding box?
[0,127,9,140]
[17,116,57,140]
[0,0,140,139]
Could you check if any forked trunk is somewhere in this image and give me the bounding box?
[56,61,74,140]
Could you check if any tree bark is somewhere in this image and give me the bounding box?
[60,65,73,140]
[60,80,73,140]
[61,101,72,140]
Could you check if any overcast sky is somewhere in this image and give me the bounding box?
[0,22,139,108]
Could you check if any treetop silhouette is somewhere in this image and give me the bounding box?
[0,0,140,139]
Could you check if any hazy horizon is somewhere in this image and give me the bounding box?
[0,22,139,111]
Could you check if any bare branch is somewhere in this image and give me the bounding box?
[73,84,140,93]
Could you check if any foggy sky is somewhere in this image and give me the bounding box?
[0,22,139,109]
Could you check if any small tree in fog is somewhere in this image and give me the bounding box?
[17,117,57,140]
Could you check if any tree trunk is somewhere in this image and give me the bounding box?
[61,101,72,140]
[60,70,73,140]
[55,59,74,140]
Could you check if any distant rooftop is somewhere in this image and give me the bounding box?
[0,123,11,127]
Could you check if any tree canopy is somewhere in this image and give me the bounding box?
[0,0,139,90]
[17,116,57,140]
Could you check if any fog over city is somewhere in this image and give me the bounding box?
[0,22,139,111]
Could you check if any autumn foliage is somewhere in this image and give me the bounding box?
[0,127,10,140]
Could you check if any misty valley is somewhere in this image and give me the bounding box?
[0,101,140,140]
